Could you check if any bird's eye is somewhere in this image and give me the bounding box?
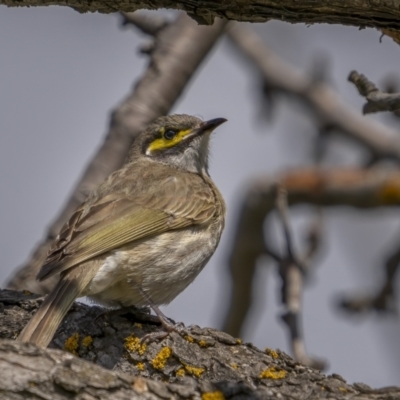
[164,130,177,140]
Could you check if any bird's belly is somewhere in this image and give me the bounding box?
[85,226,221,307]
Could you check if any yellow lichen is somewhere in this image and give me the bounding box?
[184,364,205,378]
[339,387,348,392]
[259,367,287,380]
[23,290,32,295]
[152,347,172,370]
[230,363,238,370]
[81,336,93,347]
[202,391,225,400]
[64,333,80,355]
[265,348,279,359]
[124,335,147,355]
[184,335,195,343]
[236,338,242,344]
[176,368,186,377]
[136,362,145,371]
[134,323,143,329]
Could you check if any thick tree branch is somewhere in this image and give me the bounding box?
[1,289,400,399]
[227,24,400,161]
[223,167,400,341]
[1,0,400,31]
[6,13,227,294]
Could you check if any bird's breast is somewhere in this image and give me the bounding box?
[86,220,223,307]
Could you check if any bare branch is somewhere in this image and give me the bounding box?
[339,237,400,314]
[1,0,400,32]
[275,188,325,369]
[3,289,391,400]
[6,14,227,294]
[348,70,400,114]
[227,24,400,161]
[2,289,400,399]
[223,167,400,343]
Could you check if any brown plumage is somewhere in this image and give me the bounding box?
[17,114,226,347]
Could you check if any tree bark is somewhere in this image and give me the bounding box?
[1,0,400,30]
[1,289,399,400]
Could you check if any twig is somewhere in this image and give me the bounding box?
[275,187,325,370]
[7,14,227,294]
[227,24,400,161]
[121,11,169,36]
[339,237,400,314]
[348,70,400,114]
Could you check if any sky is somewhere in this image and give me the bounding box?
[1,5,400,387]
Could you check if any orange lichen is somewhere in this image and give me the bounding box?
[176,368,186,377]
[183,364,205,378]
[64,333,80,355]
[259,367,287,380]
[202,391,225,400]
[184,335,195,343]
[152,347,172,370]
[136,362,145,371]
[265,348,279,359]
[81,336,93,347]
[124,335,147,355]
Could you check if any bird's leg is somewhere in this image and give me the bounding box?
[127,282,187,343]
[95,305,161,325]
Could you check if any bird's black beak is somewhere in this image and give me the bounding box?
[197,118,227,135]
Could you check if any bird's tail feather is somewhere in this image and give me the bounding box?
[17,266,96,348]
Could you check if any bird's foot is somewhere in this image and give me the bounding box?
[96,305,161,325]
[140,311,189,344]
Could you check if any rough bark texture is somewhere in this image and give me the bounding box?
[1,0,400,30]
[1,289,399,400]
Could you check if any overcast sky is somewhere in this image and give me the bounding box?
[1,6,400,387]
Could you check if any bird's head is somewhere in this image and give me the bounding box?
[133,114,227,174]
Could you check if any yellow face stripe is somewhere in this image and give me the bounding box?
[147,129,192,153]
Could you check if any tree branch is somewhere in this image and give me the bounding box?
[223,167,400,342]
[1,289,399,399]
[348,70,400,114]
[274,187,326,370]
[1,0,400,31]
[6,13,227,294]
[227,24,400,161]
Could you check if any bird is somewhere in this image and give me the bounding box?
[17,114,227,348]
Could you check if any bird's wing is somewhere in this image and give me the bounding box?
[37,176,217,281]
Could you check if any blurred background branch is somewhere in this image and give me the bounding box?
[227,24,400,163]
[348,70,400,114]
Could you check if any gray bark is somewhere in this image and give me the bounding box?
[1,0,400,30]
[1,289,399,399]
